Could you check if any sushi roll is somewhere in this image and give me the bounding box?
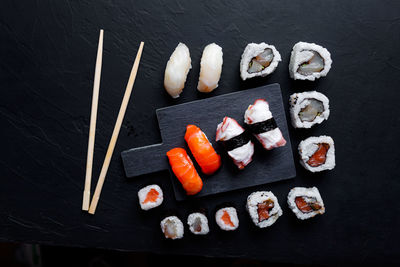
[137,184,163,210]
[184,124,221,175]
[289,91,330,129]
[246,191,282,228]
[287,187,325,220]
[197,43,223,93]
[244,99,286,150]
[240,43,281,80]
[216,117,254,169]
[166,148,203,195]
[298,136,335,172]
[164,43,191,98]
[289,42,332,81]
[160,216,184,240]
[215,207,239,231]
[187,212,210,235]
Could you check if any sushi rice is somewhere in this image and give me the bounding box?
[240,43,281,80]
[298,135,335,172]
[138,184,163,210]
[215,207,239,231]
[289,42,332,81]
[246,191,282,228]
[289,91,330,129]
[287,187,325,220]
[160,216,184,240]
[187,212,210,235]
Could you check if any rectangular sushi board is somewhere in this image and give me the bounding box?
[121,83,296,201]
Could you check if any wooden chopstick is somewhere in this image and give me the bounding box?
[88,41,145,214]
[82,29,104,211]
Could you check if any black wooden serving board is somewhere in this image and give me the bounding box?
[121,84,296,200]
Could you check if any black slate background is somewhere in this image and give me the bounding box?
[0,0,399,265]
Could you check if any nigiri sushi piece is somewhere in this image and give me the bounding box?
[185,124,221,175]
[166,148,203,195]
[137,184,163,210]
[197,43,223,93]
[216,117,254,169]
[164,43,191,98]
[244,99,286,150]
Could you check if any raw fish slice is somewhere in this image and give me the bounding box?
[164,43,191,98]
[197,43,223,93]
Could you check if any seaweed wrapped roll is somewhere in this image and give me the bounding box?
[289,42,332,81]
[298,136,335,172]
[289,91,330,128]
[287,187,325,220]
[240,43,281,80]
[246,191,282,228]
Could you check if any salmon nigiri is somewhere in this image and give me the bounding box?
[166,148,203,195]
[184,125,221,175]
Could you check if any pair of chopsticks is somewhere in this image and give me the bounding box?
[82,29,144,214]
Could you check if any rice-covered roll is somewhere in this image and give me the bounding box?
[287,187,325,220]
[215,207,239,231]
[246,191,282,228]
[244,99,286,150]
[289,91,330,128]
[197,43,223,93]
[216,117,254,169]
[298,136,335,172]
[187,212,209,235]
[164,43,192,98]
[160,216,184,240]
[240,43,281,80]
[138,184,163,210]
[289,42,332,81]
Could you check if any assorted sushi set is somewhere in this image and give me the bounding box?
[132,41,336,239]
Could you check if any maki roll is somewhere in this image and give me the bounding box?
[138,184,163,210]
[164,43,192,98]
[287,187,325,220]
[298,136,335,172]
[216,117,254,169]
[197,43,223,93]
[215,207,239,231]
[289,91,330,129]
[166,148,203,195]
[187,212,210,235]
[160,216,184,240]
[185,124,221,175]
[240,43,281,80]
[289,42,332,81]
[246,191,282,228]
[244,99,286,150]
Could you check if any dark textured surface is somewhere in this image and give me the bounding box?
[1,0,400,265]
[122,84,296,200]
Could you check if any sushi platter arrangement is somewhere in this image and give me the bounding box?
[82,30,336,240]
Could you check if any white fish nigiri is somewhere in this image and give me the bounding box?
[164,43,191,98]
[197,43,223,93]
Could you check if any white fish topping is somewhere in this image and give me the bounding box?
[164,43,191,98]
[197,43,223,93]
